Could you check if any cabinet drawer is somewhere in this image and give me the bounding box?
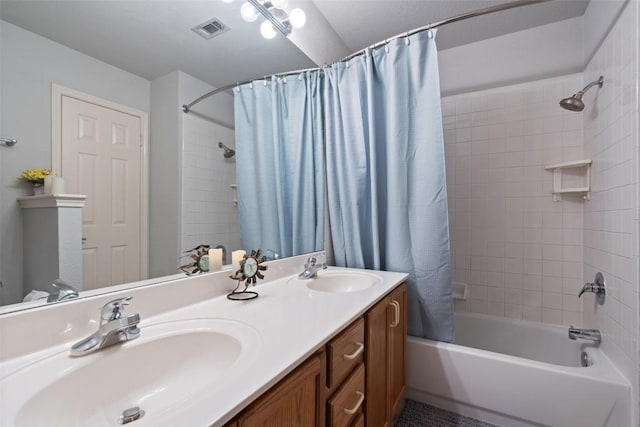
[351,413,364,427]
[328,363,365,427]
[328,317,364,389]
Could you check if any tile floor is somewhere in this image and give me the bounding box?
[396,400,498,427]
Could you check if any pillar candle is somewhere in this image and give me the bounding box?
[44,175,54,194]
[231,250,246,274]
[51,176,65,194]
[209,248,223,272]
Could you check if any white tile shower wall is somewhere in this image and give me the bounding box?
[182,115,240,264]
[443,74,586,326]
[582,0,638,421]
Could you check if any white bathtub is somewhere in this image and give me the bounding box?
[406,312,631,427]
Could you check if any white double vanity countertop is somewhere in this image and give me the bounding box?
[0,253,408,426]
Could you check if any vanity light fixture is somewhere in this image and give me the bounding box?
[238,0,306,38]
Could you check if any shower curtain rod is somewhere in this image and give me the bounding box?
[182,0,551,117]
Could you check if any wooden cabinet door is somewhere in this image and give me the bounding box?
[236,355,323,426]
[388,283,407,422]
[365,295,389,427]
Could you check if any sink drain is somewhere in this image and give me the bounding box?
[118,407,145,424]
[581,351,590,367]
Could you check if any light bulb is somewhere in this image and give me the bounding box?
[260,21,277,39]
[221,0,234,3]
[240,2,258,22]
[271,0,288,8]
[289,8,306,29]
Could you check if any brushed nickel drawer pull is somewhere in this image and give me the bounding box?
[390,300,400,328]
[342,342,364,360]
[343,391,365,415]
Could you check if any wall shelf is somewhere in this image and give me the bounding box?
[452,281,468,301]
[544,159,592,201]
[230,184,238,207]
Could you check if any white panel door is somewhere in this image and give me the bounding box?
[61,95,142,290]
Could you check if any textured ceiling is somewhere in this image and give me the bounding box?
[0,0,316,89]
[0,0,589,89]
[312,0,590,52]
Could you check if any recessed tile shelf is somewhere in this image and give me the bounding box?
[230,184,238,207]
[544,159,592,202]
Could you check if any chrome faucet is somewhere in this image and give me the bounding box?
[47,279,79,303]
[70,297,140,356]
[298,254,327,279]
[568,326,601,344]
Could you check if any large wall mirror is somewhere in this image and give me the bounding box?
[0,0,322,311]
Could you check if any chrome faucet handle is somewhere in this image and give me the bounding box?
[71,303,140,357]
[319,253,327,269]
[100,297,133,324]
[264,249,280,261]
[47,279,79,303]
[305,254,327,269]
[299,254,327,279]
[578,272,606,305]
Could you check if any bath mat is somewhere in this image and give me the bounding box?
[396,399,499,427]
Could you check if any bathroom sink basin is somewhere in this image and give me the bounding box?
[1,318,260,426]
[305,270,382,293]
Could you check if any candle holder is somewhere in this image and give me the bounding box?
[227,249,268,301]
[178,244,210,275]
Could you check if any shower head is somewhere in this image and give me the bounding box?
[218,141,235,158]
[559,94,585,112]
[559,76,604,112]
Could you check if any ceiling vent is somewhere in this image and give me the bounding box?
[192,17,230,40]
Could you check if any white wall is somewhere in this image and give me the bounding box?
[444,74,586,325]
[438,17,583,96]
[582,0,639,424]
[179,72,239,264]
[149,70,238,274]
[181,115,239,263]
[438,4,639,422]
[287,0,351,65]
[149,71,182,278]
[583,0,630,67]
[0,22,238,297]
[0,21,150,304]
[437,1,629,97]
[179,71,234,129]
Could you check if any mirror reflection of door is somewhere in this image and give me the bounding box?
[58,90,148,290]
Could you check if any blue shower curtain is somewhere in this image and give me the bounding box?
[324,31,453,342]
[234,72,324,258]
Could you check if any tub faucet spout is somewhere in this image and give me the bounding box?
[568,326,601,344]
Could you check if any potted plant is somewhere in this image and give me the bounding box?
[19,168,53,195]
